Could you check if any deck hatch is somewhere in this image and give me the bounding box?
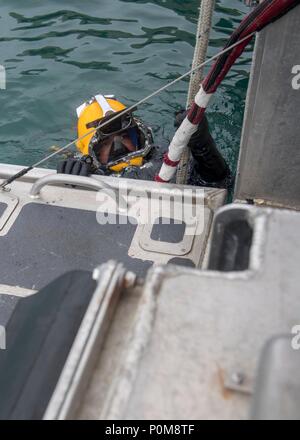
[150,218,186,244]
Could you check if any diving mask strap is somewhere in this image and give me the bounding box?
[94,94,115,117]
[76,94,115,118]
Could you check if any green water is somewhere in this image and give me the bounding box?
[0,0,252,174]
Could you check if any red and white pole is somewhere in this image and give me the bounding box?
[155,0,300,183]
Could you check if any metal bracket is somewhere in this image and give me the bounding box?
[224,370,253,395]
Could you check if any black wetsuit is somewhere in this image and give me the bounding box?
[57,112,231,189]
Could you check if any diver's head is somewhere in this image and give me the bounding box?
[76,94,128,155]
[76,94,153,173]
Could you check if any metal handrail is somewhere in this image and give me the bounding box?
[30,173,108,197]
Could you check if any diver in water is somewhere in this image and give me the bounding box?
[58,93,230,188]
[58,94,155,178]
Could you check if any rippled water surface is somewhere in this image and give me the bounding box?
[0,0,251,174]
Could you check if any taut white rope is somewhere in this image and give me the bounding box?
[0,32,255,190]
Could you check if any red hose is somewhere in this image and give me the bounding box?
[188,0,300,125]
[156,0,300,182]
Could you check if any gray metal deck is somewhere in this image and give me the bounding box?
[0,166,226,329]
[72,205,300,420]
[0,203,144,290]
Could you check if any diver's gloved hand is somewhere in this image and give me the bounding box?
[57,155,93,177]
[174,109,187,128]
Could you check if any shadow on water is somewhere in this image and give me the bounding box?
[0,0,252,178]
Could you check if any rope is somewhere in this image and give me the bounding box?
[0,33,256,190]
[177,0,216,185]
